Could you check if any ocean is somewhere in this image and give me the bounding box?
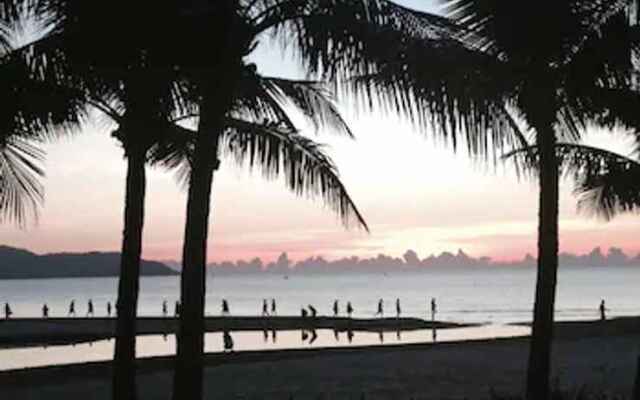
[1,265,637,323]
[0,266,637,370]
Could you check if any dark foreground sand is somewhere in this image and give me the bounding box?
[1,318,639,400]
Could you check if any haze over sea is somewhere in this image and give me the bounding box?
[2,265,637,324]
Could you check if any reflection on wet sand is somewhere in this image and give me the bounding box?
[0,325,530,371]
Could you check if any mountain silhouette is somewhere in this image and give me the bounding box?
[0,246,177,279]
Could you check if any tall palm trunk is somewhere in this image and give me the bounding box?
[172,92,230,400]
[112,144,147,400]
[526,122,560,400]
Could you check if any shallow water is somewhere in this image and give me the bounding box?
[0,324,530,371]
[0,266,638,323]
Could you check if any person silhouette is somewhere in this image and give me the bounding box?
[301,308,308,318]
[107,301,112,317]
[222,299,230,316]
[396,298,401,318]
[308,305,317,318]
[271,298,277,315]
[42,303,49,318]
[223,330,234,353]
[333,300,339,317]
[68,300,76,317]
[599,299,607,321]
[262,299,269,317]
[87,299,94,317]
[376,299,384,317]
[174,301,181,317]
[162,300,168,317]
[346,301,354,318]
[430,298,437,321]
[4,302,12,319]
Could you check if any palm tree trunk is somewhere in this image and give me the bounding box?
[526,125,559,400]
[172,97,224,400]
[633,354,640,400]
[112,146,146,400]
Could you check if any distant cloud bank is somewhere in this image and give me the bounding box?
[198,247,640,275]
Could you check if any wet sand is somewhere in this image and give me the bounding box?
[1,317,639,399]
[0,316,473,348]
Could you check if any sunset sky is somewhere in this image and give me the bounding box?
[2,0,640,263]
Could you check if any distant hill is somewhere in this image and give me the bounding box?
[0,246,178,279]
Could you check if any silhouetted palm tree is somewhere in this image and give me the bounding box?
[171,62,369,400]
[170,2,527,398]
[395,2,638,398]
[16,3,190,399]
[328,1,640,398]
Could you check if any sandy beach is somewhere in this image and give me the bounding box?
[1,317,638,399]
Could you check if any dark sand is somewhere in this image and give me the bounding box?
[0,316,474,348]
[1,317,639,400]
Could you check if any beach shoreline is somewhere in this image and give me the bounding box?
[1,317,638,399]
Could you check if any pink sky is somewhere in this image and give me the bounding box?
[2,0,640,263]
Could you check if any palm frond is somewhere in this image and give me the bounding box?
[148,117,368,231]
[0,135,44,225]
[506,142,640,220]
[223,117,368,230]
[265,78,352,136]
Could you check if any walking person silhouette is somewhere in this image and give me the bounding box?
[4,302,11,319]
[599,299,607,321]
[346,301,354,318]
[308,305,317,318]
[430,298,437,321]
[222,299,230,316]
[107,301,112,317]
[68,300,76,317]
[333,300,339,317]
[262,299,269,317]
[396,298,401,318]
[271,298,277,315]
[162,300,168,317]
[42,303,49,318]
[87,299,94,317]
[375,299,384,317]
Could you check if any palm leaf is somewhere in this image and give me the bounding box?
[506,142,640,220]
[223,118,368,231]
[0,136,44,225]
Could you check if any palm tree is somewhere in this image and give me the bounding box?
[170,2,528,398]
[171,62,370,400]
[290,0,639,398]
[16,3,191,399]
[376,2,638,398]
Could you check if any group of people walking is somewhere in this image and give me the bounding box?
[372,298,437,320]
[2,298,611,321]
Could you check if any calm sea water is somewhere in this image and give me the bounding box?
[1,266,638,323]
